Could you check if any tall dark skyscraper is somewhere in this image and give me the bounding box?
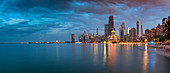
[108,16,114,36]
[129,28,136,42]
[105,16,115,41]
[109,16,114,28]
[141,25,143,35]
[119,22,125,42]
[97,28,98,35]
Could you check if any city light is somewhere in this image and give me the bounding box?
[151,41,154,46]
[75,42,82,43]
[145,39,148,42]
[78,16,118,43]
[112,30,115,32]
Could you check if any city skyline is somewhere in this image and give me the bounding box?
[0,0,170,42]
[0,1,170,73]
[76,16,168,43]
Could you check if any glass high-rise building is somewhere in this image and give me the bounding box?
[105,24,109,41]
[137,20,143,39]
[119,22,125,42]
[129,28,136,42]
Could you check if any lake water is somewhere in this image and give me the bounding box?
[0,43,170,73]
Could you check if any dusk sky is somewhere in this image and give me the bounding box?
[0,0,170,42]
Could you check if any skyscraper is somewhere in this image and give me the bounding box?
[119,26,121,41]
[105,16,116,41]
[109,16,114,28]
[105,24,109,40]
[108,16,114,36]
[141,25,143,35]
[97,28,98,35]
[119,22,125,42]
[127,27,130,34]
[72,34,75,43]
[162,18,167,24]
[129,28,136,42]
[137,20,142,39]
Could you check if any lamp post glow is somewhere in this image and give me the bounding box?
[145,39,148,42]
[151,41,154,46]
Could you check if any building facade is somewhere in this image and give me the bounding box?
[137,20,143,40]
[129,28,136,42]
[72,34,75,42]
[150,28,156,38]
[145,23,165,40]
[119,22,125,42]
[156,24,164,36]
[105,24,109,40]
[145,29,151,39]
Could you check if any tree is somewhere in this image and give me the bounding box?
[159,36,165,42]
[164,16,170,40]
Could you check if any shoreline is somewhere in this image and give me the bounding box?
[0,42,147,44]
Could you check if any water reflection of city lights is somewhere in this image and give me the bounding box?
[143,44,148,73]
[151,41,154,46]
[149,52,154,73]
[108,44,116,68]
[103,44,107,64]
[143,43,155,73]
[72,43,75,56]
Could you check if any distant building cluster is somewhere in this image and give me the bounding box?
[145,17,169,40]
[118,16,170,42]
[119,20,144,42]
[71,16,170,43]
[78,16,118,43]
[78,30,105,42]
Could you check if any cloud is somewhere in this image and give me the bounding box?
[81,0,170,6]
[0,0,170,42]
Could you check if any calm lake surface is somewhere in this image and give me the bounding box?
[0,43,170,73]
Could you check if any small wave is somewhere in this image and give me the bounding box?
[138,46,170,57]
